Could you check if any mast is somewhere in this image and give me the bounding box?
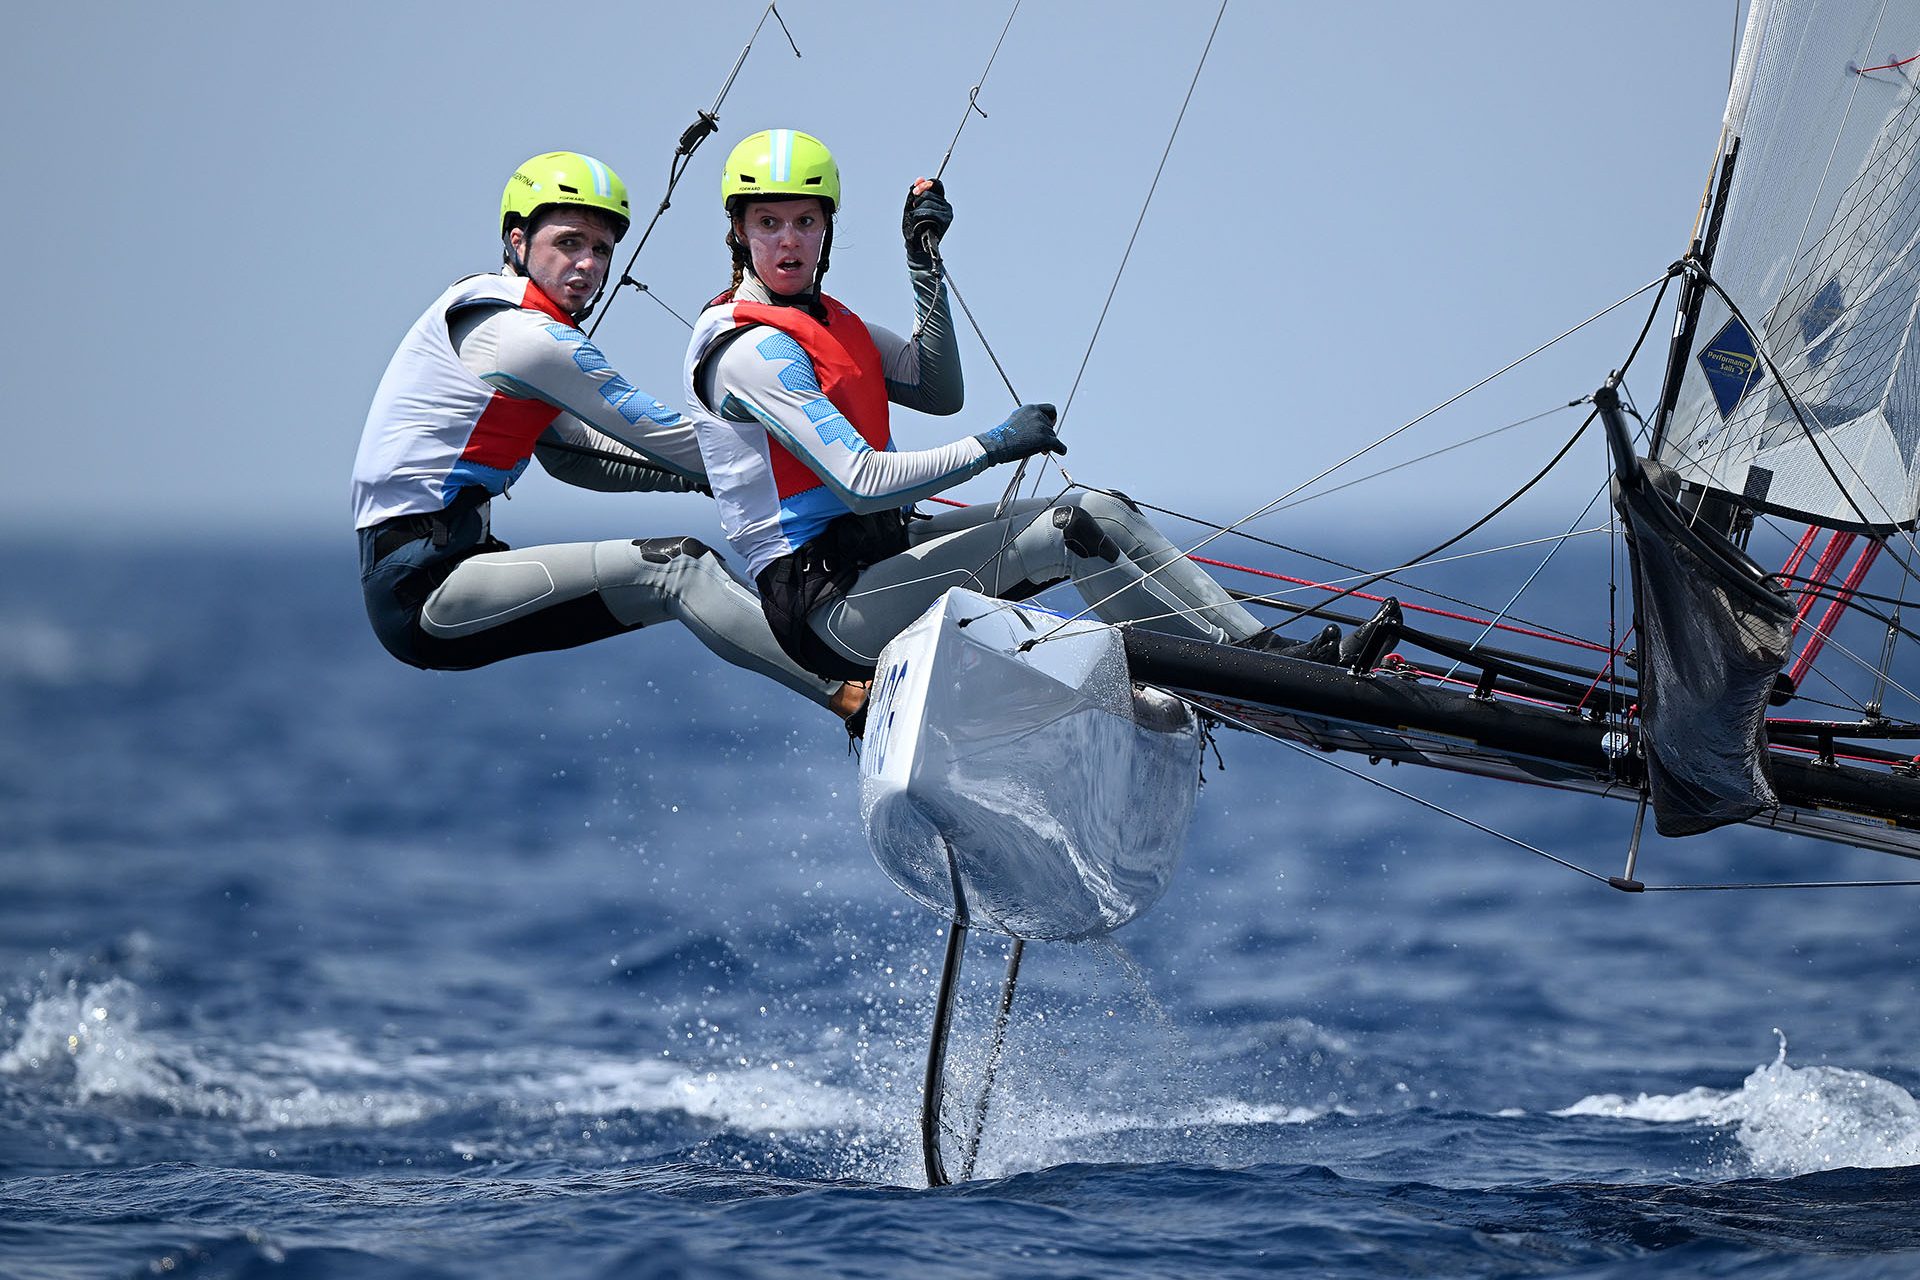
[1650,0,1769,458]
[1649,137,1740,456]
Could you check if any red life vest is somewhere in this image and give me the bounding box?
[353,274,579,529]
[458,280,574,471]
[721,293,892,498]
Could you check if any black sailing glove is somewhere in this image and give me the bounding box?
[903,178,954,270]
[974,403,1065,465]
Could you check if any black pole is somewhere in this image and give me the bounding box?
[1650,138,1741,453]
[958,938,1024,1181]
[920,917,968,1188]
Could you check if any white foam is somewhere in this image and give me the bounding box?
[1555,1085,1741,1124]
[1168,1097,1331,1128]
[0,977,184,1101]
[1729,1055,1920,1174]
[1554,1033,1920,1175]
[538,1057,876,1133]
[0,979,429,1128]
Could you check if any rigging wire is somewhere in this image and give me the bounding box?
[1689,268,1920,585]
[1443,456,1619,682]
[910,0,1025,366]
[930,1,1022,183]
[1106,426,1615,646]
[1169,515,1618,650]
[1785,627,1920,716]
[1031,414,1604,647]
[1058,0,1228,427]
[1179,693,1920,893]
[1075,529,1624,654]
[1258,268,1677,626]
[1217,401,1585,520]
[995,0,1231,515]
[977,270,1678,650]
[937,262,1022,402]
[1013,270,1678,650]
[1276,410,1597,629]
[586,2,802,339]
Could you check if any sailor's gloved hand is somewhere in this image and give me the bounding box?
[903,177,954,270]
[974,403,1065,465]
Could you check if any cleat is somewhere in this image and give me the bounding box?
[1339,597,1403,670]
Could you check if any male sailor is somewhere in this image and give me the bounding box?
[352,150,865,722]
[682,129,1347,681]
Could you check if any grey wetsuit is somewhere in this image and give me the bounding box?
[355,276,841,707]
[689,272,1263,676]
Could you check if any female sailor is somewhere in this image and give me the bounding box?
[683,129,1321,685]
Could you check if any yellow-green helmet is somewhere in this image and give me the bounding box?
[720,130,840,212]
[501,151,631,240]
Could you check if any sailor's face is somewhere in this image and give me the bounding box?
[512,211,619,316]
[738,198,826,295]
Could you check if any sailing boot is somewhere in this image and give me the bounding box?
[1240,623,1343,663]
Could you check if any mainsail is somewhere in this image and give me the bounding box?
[1662,0,1920,531]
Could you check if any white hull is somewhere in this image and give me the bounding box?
[857,589,1201,941]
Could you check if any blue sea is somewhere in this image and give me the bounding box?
[7,536,1920,1279]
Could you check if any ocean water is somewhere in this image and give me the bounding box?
[6,537,1920,1279]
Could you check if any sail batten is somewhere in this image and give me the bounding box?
[1663,0,1920,532]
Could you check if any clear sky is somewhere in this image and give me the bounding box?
[5,2,1739,545]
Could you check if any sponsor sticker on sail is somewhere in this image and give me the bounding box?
[1698,316,1763,419]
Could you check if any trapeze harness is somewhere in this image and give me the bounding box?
[688,291,946,681]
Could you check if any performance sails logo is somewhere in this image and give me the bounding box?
[1698,317,1762,419]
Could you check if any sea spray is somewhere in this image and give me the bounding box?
[1556,1030,1920,1176]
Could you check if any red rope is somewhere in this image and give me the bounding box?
[1573,624,1635,714]
[927,493,1620,663]
[1858,51,1920,72]
[1779,525,1820,584]
[1185,554,1614,654]
[1771,740,1905,771]
[1788,539,1881,686]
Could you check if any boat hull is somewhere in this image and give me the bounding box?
[858,589,1201,940]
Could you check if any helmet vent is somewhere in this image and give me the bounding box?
[557,183,580,194]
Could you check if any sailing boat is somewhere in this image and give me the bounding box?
[860,0,1920,1184]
